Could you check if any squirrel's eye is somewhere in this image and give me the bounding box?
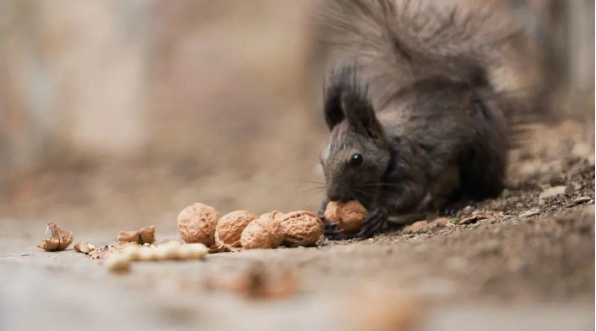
[349,153,364,167]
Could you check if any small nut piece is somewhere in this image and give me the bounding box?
[280,211,323,247]
[177,244,209,260]
[106,253,132,273]
[137,246,157,261]
[38,223,74,252]
[154,241,181,261]
[139,225,156,244]
[117,225,156,245]
[324,201,367,233]
[118,230,140,244]
[74,242,98,254]
[178,203,220,245]
[215,210,258,249]
[240,216,285,250]
[121,244,141,261]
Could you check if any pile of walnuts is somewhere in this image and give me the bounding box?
[177,200,368,250]
[177,203,328,250]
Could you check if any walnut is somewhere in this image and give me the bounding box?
[37,223,74,252]
[177,203,220,245]
[240,215,285,249]
[215,210,258,249]
[259,211,285,221]
[279,211,323,247]
[324,201,367,233]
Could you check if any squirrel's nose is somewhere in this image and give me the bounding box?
[327,192,341,202]
[327,185,346,202]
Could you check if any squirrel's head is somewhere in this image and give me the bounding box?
[320,65,391,207]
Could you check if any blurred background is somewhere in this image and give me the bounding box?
[0,0,593,234]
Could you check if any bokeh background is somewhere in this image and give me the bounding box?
[0,0,593,234]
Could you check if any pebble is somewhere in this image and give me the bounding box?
[459,215,487,225]
[520,209,540,218]
[571,182,583,191]
[402,221,428,234]
[432,218,450,227]
[461,206,474,215]
[539,186,567,200]
[573,197,591,205]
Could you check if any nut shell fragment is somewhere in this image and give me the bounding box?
[118,231,141,244]
[177,244,208,260]
[280,211,323,247]
[137,246,157,261]
[139,225,156,244]
[106,253,131,273]
[118,225,156,245]
[215,210,258,249]
[37,223,74,251]
[177,203,220,245]
[74,242,98,254]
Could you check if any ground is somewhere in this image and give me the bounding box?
[0,120,594,331]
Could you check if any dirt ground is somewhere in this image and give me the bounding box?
[1,119,594,331]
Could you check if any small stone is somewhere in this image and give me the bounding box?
[501,189,511,198]
[520,209,540,218]
[571,182,582,191]
[402,221,428,234]
[461,206,474,215]
[471,210,481,216]
[573,197,591,205]
[539,186,567,200]
[432,218,450,227]
[459,215,487,225]
[571,142,592,159]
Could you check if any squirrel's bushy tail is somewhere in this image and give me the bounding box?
[313,0,540,137]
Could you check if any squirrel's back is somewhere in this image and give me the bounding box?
[314,0,539,134]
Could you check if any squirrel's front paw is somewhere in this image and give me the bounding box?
[324,221,355,240]
[357,208,388,239]
[317,198,329,221]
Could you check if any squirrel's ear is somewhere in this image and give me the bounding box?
[343,91,384,141]
[323,83,344,130]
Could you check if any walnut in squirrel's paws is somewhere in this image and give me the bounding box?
[324,201,367,234]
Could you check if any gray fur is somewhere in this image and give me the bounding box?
[315,0,535,239]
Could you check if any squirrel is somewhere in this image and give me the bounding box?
[313,0,538,239]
